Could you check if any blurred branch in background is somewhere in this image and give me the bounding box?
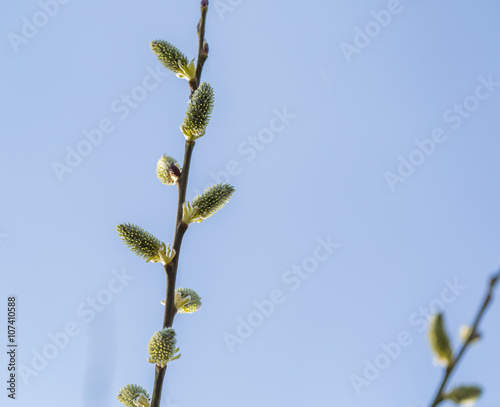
[427,269,500,407]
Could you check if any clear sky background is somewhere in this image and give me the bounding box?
[2,0,500,406]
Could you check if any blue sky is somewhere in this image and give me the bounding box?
[2,0,500,406]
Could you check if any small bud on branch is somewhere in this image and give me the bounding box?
[148,328,181,367]
[157,155,181,185]
[180,82,215,140]
[117,384,150,407]
[444,386,482,405]
[459,325,481,345]
[175,288,202,314]
[428,313,453,367]
[202,40,209,56]
[151,40,196,81]
[116,223,175,265]
[182,183,235,224]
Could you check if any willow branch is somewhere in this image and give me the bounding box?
[428,270,500,407]
[150,4,209,407]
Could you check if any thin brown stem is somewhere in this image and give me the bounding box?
[195,6,208,87]
[175,141,195,228]
[150,366,166,407]
[163,222,188,328]
[428,270,500,407]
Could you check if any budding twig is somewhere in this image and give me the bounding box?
[149,6,209,407]
[118,3,234,406]
[428,270,500,407]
